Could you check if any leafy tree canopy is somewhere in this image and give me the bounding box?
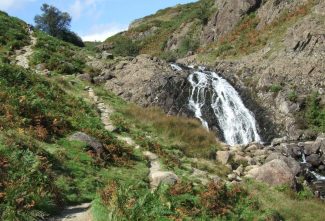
[34,4,84,47]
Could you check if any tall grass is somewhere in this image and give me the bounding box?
[122,105,219,157]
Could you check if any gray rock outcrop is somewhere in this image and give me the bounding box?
[246,159,295,186]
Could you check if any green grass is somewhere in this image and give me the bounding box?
[269,84,282,93]
[0,63,134,220]
[93,87,220,159]
[30,31,87,75]
[305,92,325,132]
[105,0,216,57]
[245,180,325,221]
[0,11,30,63]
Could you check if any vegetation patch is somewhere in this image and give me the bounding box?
[31,31,86,75]
[105,0,216,58]
[118,105,219,158]
[0,11,29,61]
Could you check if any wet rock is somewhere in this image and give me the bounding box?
[320,155,325,165]
[306,154,321,167]
[246,159,295,186]
[271,136,288,146]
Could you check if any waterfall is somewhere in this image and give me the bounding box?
[311,171,325,181]
[188,71,209,129]
[187,68,261,145]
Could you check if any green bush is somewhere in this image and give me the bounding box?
[0,10,29,53]
[305,92,325,132]
[288,90,298,102]
[269,84,282,93]
[31,31,86,74]
[178,37,199,56]
[111,35,139,57]
[159,51,177,62]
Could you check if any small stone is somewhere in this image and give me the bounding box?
[216,151,230,164]
[227,173,236,181]
[143,151,158,161]
[149,171,179,188]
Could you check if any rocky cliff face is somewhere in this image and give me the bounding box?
[202,0,262,43]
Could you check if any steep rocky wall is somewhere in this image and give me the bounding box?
[202,0,262,43]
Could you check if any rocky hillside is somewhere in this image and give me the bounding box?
[99,0,325,143]
[1,3,325,221]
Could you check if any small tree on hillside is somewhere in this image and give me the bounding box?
[34,4,84,47]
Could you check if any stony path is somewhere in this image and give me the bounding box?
[87,87,115,132]
[47,203,92,221]
[15,31,37,69]
[86,87,179,189]
[143,151,179,189]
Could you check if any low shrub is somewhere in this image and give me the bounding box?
[269,84,282,93]
[110,35,139,57]
[288,90,298,102]
[31,31,86,75]
[305,92,325,132]
[0,11,29,53]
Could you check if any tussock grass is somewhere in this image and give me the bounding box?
[245,180,325,221]
[123,105,219,158]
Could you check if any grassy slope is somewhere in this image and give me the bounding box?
[104,0,216,59]
[1,9,325,221]
[0,11,29,62]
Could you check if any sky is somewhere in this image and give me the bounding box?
[0,0,197,41]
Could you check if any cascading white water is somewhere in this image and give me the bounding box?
[188,71,209,129]
[187,69,261,145]
[311,171,325,181]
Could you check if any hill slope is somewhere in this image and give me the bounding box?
[102,0,325,141]
[1,6,325,221]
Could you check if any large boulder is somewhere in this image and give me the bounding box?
[246,159,295,186]
[69,132,103,155]
[302,141,320,155]
[306,154,321,167]
[265,152,301,176]
[313,135,325,154]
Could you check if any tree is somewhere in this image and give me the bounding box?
[34,4,84,47]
